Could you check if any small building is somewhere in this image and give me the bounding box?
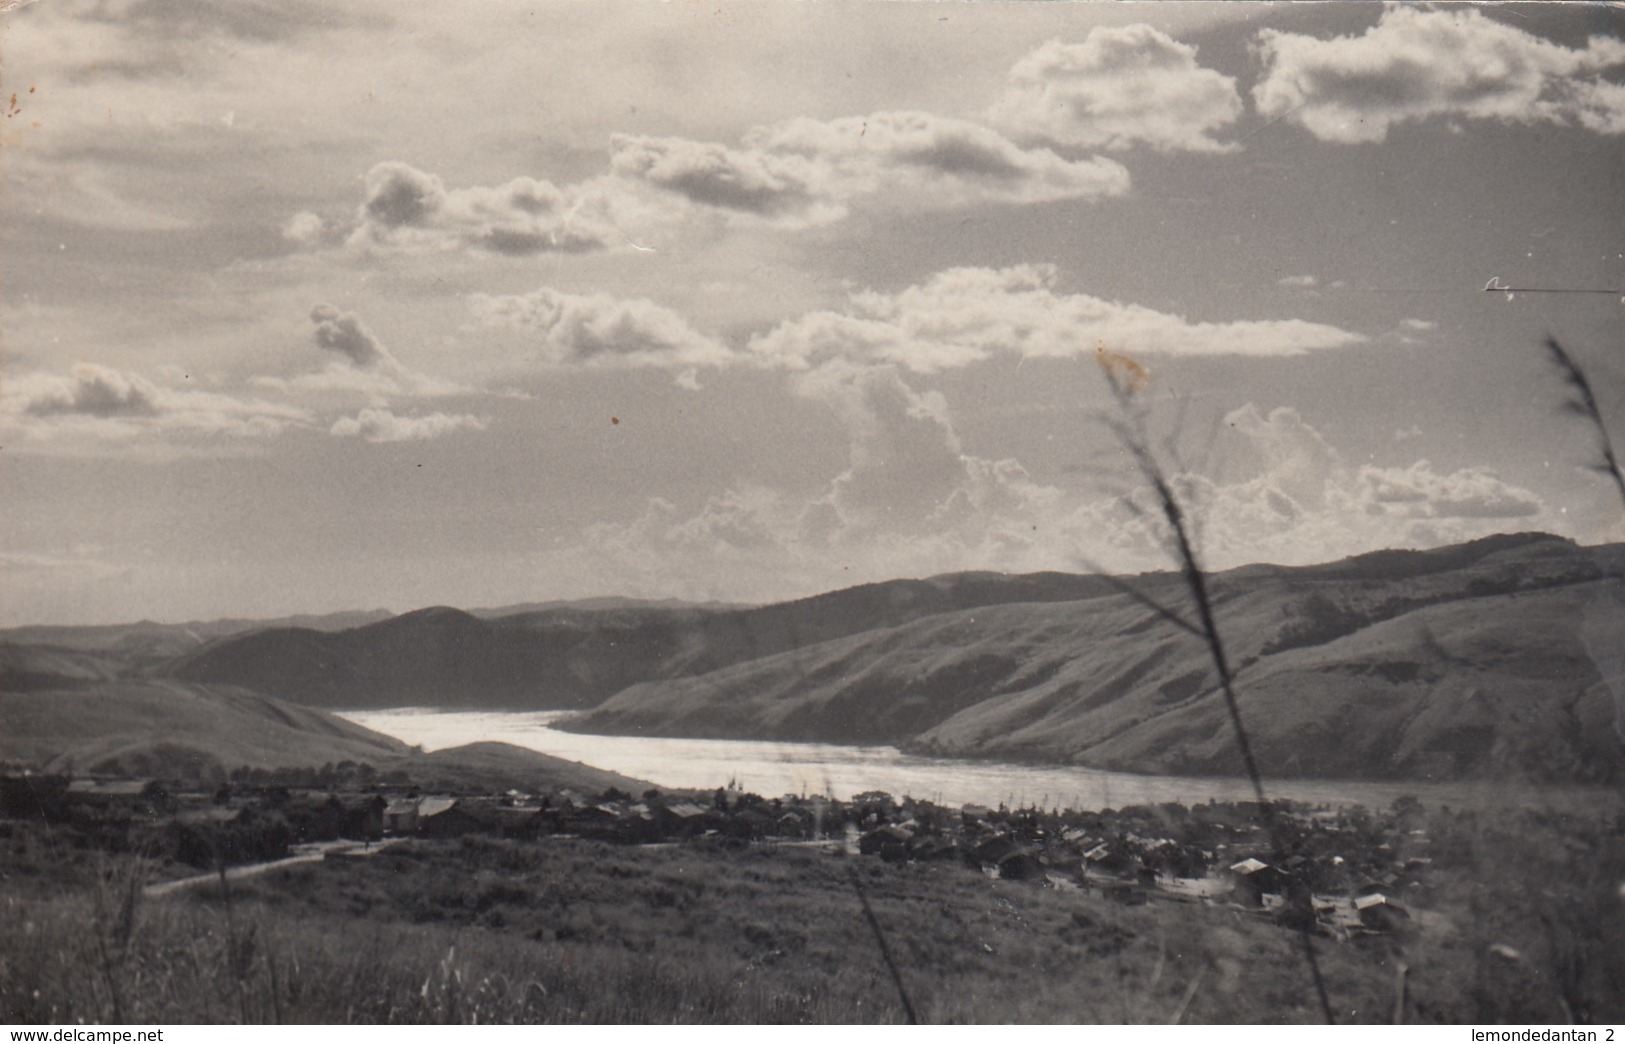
[1228,857,1285,906]
[418,798,485,839]
[0,773,69,822]
[859,824,912,856]
[66,779,172,816]
[654,801,709,839]
[909,835,961,862]
[997,848,1045,881]
[1354,893,1411,933]
[383,799,420,835]
[971,833,1023,867]
[491,806,547,840]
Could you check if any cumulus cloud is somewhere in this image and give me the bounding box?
[989,27,1243,153]
[611,110,1130,226]
[310,304,392,368]
[1353,461,1542,520]
[303,111,1130,253]
[329,407,488,443]
[282,210,327,246]
[792,361,1045,535]
[4,363,312,445]
[1254,8,1625,144]
[338,162,622,256]
[545,381,1560,605]
[468,287,735,372]
[749,264,1366,372]
[22,363,161,418]
[570,361,1061,599]
[253,305,466,399]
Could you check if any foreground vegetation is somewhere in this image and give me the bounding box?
[2,792,1622,1024]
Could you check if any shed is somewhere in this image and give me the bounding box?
[997,848,1045,881]
[1228,857,1285,906]
[859,824,911,856]
[418,799,485,838]
[383,799,420,834]
[1354,893,1411,933]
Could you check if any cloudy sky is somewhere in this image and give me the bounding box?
[3,1,1623,626]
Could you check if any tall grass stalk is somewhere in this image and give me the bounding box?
[1545,336,1625,512]
[1095,357,1336,1023]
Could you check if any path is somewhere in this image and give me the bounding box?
[143,838,404,898]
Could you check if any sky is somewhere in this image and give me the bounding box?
[2,1,1623,627]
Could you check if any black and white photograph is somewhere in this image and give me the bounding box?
[2,0,1623,1027]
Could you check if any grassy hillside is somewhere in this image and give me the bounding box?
[9,798,1623,1024]
[0,681,410,778]
[159,572,1131,710]
[570,535,1625,784]
[381,741,654,795]
[0,682,652,793]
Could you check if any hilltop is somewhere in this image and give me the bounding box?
[8,532,1623,786]
[0,680,651,793]
[156,572,1128,709]
[568,533,1625,785]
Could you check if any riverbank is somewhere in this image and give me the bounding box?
[339,707,1624,815]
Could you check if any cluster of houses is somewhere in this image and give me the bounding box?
[1,767,1426,936]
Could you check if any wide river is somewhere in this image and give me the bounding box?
[338,708,1595,813]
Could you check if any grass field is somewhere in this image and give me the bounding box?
[5,797,1622,1026]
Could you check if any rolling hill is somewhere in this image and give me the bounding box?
[567,533,1625,784]
[159,572,1134,709]
[0,680,410,778]
[18,531,1622,786]
[0,680,652,793]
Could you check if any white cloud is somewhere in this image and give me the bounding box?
[3,363,313,447]
[989,27,1243,153]
[611,110,1131,227]
[329,407,488,443]
[468,287,735,371]
[749,264,1366,372]
[339,162,623,257]
[282,211,327,246]
[538,383,1560,605]
[310,304,392,368]
[1254,8,1625,144]
[1400,318,1437,331]
[1277,274,1319,288]
[568,362,1061,600]
[791,361,1048,536]
[1353,461,1542,520]
[253,304,467,400]
[0,549,129,581]
[21,363,161,419]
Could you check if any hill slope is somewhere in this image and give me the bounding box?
[0,681,652,793]
[568,534,1625,784]
[159,573,1131,709]
[0,681,410,778]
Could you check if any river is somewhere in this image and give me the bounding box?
[338,708,1591,813]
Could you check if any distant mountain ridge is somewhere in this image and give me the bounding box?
[7,532,1623,785]
[565,532,1625,784]
[156,571,1138,710]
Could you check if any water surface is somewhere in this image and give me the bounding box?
[340,708,1592,813]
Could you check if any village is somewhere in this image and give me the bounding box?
[0,759,1437,942]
